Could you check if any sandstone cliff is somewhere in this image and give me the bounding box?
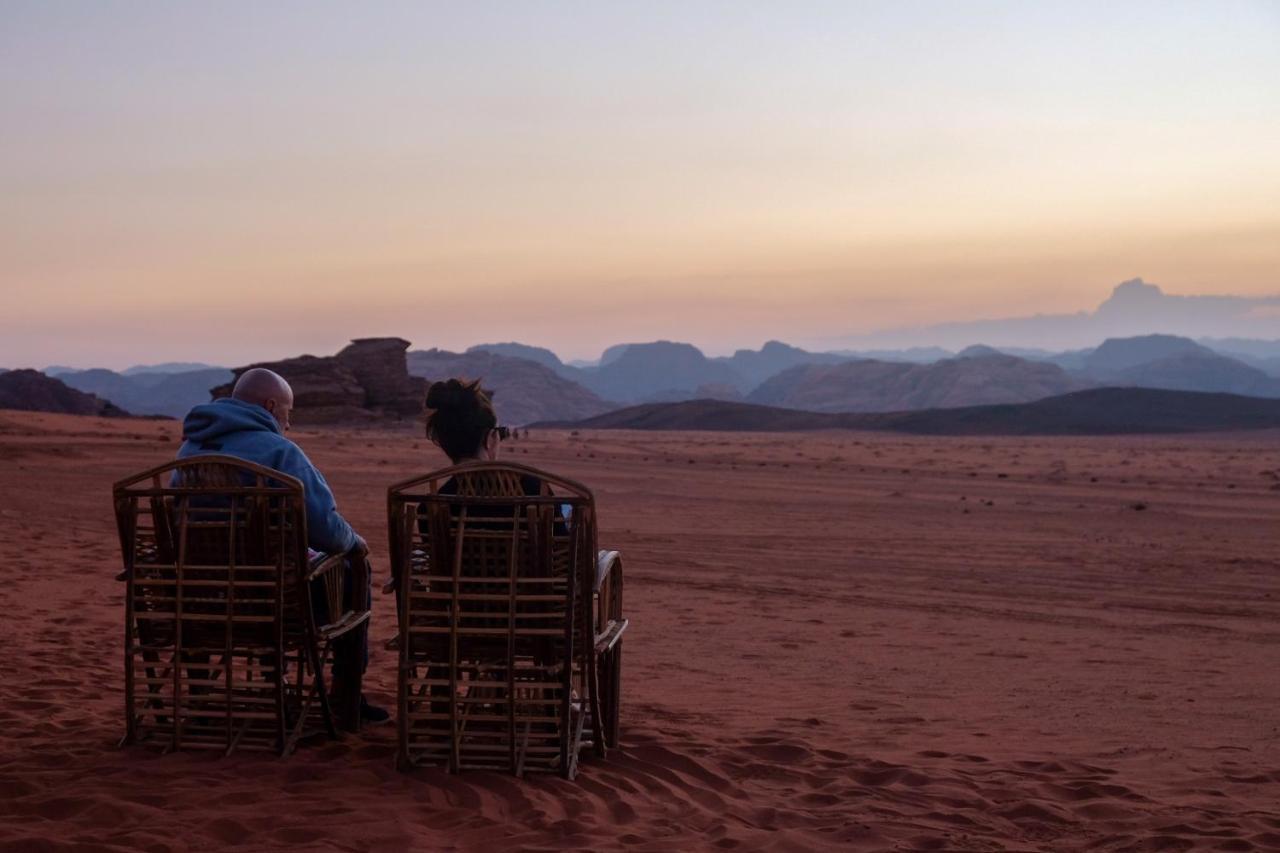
[212,338,427,425]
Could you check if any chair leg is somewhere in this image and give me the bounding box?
[585,651,607,760]
[604,641,623,749]
[274,652,288,757]
[565,706,587,780]
[312,641,340,740]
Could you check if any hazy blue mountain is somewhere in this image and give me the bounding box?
[996,347,1062,359]
[57,369,135,408]
[599,344,635,366]
[123,362,223,376]
[749,353,1088,413]
[1198,337,1280,360]
[1102,352,1280,397]
[835,278,1280,351]
[1051,334,1280,396]
[466,343,576,377]
[827,346,953,363]
[712,340,853,389]
[1199,337,1280,358]
[56,367,233,417]
[957,344,1004,358]
[1034,348,1093,371]
[576,341,746,403]
[1198,338,1280,375]
[1080,334,1211,375]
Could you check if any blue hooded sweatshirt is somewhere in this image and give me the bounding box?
[176,398,358,555]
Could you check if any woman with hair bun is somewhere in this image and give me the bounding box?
[424,378,503,464]
[423,378,563,518]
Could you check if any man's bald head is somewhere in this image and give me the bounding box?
[232,368,294,431]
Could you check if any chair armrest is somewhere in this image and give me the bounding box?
[307,551,347,583]
[596,549,621,593]
[593,550,627,654]
[306,551,372,640]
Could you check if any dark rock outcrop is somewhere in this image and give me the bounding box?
[336,338,424,416]
[0,369,130,417]
[212,338,426,425]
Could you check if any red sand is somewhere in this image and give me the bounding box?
[1,411,1277,851]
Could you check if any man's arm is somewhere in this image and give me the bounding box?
[277,445,360,555]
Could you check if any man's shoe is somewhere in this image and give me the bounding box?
[360,696,391,725]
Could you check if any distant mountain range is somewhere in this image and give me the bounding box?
[14,330,1280,425]
[470,338,972,404]
[833,278,1280,351]
[10,276,1280,433]
[542,388,1280,436]
[748,352,1089,413]
[45,361,224,378]
[55,367,233,418]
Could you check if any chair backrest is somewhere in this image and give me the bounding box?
[114,455,314,753]
[388,461,598,774]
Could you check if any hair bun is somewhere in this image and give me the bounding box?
[426,377,493,412]
[426,379,464,411]
[424,377,498,459]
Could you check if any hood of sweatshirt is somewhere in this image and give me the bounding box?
[181,398,281,445]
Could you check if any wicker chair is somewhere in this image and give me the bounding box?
[387,462,627,778]
[113,456,371,756]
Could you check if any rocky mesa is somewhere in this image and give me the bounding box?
[211,337,427,425]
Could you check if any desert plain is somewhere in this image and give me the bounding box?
[0,410,1277,852]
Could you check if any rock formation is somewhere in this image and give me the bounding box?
[0,369,130,417]
[211,338,427,425]
[335,338,424,416]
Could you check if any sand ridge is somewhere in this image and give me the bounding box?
[0,412,1278,851]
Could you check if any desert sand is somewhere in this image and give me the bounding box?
[0,411,1277,851]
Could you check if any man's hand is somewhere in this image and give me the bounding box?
[351,533,369,556]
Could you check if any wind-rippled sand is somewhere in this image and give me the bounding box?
[1,411,1277,851]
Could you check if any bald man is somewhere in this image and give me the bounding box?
[176,370,387,724]
[177,368,366,556]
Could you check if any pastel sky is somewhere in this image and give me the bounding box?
[3,2,1278,368]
